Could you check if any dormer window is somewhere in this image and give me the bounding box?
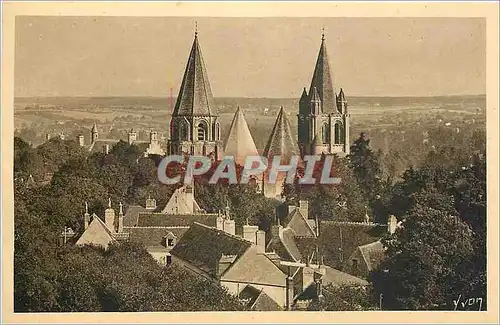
[167,238,174,247]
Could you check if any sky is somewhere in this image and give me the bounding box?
[15,17,486,98]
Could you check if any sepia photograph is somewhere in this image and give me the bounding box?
[1,2,499,323]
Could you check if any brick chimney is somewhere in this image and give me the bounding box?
[145,197,157,210]
[256,230,266,253]
[224,218,236,236]
[285,275,295,310]
[84,202,90,230]
[243,223,259,244]
[104,198,115,232]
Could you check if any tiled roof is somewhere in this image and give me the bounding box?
[309,37,336,113]
[173,34,215,117]
[125,226,189,248]
[252,290,283,311]
[223,107,259,166]
[123,205,149,227]
[318,222,386,269]
[262,106,300,161]
[136,212,218,227]
[88,139,120,153]
[281,228,303,262]
[358,240,385,271]
[322,265,368,287]
[171,222,251,277]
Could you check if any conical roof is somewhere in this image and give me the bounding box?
[224,107,259,166]
[263,107,300,160]
[309,36,335,113]
[173,34,215,117]
[91,123,98,133]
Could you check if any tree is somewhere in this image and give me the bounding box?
[372,204,475,310]
[308,284,377,311]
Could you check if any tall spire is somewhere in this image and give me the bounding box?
[173,31,215,116]
[263,107,300,161]
[223,107,259,166]
[309,33,335,113]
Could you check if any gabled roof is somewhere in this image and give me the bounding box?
[123,205,149,227]
[76,214,116,249]
[286,209,316,238]
[318,221,386,269]
[357,240,385,271]
[136,212,218,227]
[281,228,303,262]
[88,139,119,153]
[223,107,259,166]
[262,107,300,160]
[322,265,368,287]
[239,285,282,311]
[125,226,189,248]
[309,36,336,113]
[162,185,201,214]
[173,34,215,117]
[171,222,252,277]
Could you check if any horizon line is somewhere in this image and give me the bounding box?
[14,94,487,100]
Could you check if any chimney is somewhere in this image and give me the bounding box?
[104,198,115,232]
[84,202,90,230]
[243,224,259,244]
[286,275,295,311]
[299,200,309,219]
[224,218,236,236]
[117,202,124,233]
[104,144,110,154]
[145,197,157,210]
[256,230,266,253]
[45,133,51,141]
[388,215,398,234]
[77,134,85,147]
[216,214,224,231]
[128,128,137,144]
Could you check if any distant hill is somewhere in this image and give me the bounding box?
[14,95,486,113]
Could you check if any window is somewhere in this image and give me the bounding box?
[352,258,359,269]
[322,123,330,143]
[179,121,189,141]
[166,255,172,265]
[167,238,174,247]
[334,122,344,144]
[197,122,207,141]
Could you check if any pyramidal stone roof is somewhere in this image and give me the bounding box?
[173,33,215,117]
[263,107,300,160]
[224,107,259,166]
[309,36,336,113]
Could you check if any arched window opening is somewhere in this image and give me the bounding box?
[179,121,189,141]
[197,122,207,141]
[322,123,330,144]
[334,122,341,144]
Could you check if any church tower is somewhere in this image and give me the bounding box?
[168,29,222,159]
[297,32,350,157]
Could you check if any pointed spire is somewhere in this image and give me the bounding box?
[338,88,346,102]
[263,106,300,160]
[309,34,335,112]
[223,107,259,166]
[91,123,98,133]
[108,197,112,209]
[310,86,321,103]
[173,31,215,117]
[119,202,124,216]
[85,201,89,214]
[195,21,198,37]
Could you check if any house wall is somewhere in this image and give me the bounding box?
[221,246,288,308]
